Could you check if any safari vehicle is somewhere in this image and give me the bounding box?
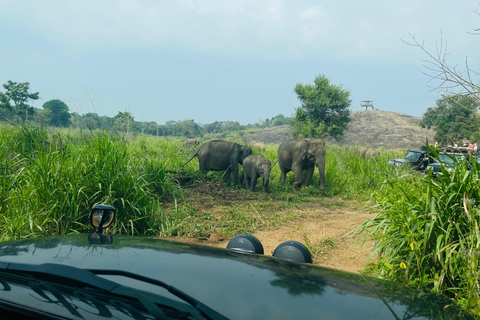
[388,148,434,171]
[0,205,473,319]
[426,152,469,177]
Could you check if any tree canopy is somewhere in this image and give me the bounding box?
[113,111,135,134]
[0,80,39,122]
[291,74,351,138]
[42,99,70,127]
[421,95,480,144]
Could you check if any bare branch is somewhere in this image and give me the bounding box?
[405,31,479,102]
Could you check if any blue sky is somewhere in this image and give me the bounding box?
[0,1,478,125]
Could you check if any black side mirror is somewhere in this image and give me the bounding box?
[90,204,116,234]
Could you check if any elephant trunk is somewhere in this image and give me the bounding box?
[263,176,269,193]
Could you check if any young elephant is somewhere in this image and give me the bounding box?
[181,140,252,185]
[243,153,272,193]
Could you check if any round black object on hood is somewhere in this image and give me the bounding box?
[227,234,264,254]
[273,241,313,263]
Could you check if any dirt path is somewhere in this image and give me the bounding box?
[248,203,377,273]
[161,186,378,274]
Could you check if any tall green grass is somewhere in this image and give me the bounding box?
[0,124,177,240]
[356,147,480,316]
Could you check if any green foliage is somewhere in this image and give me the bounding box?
[42,99,71,127]
[324,146,400,198]
[356,145,480,316]
[291,74,351,138]
[0,80,39,122]
[421,94,480,144]
[0,124,177,240]
[113,111,135,134]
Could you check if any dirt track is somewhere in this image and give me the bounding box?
[161,185,378,274]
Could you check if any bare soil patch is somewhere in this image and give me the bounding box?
[161,183,378,274]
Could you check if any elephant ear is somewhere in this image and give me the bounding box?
[240,145,252,162]
[299,140,310,160]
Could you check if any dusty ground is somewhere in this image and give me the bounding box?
[160,183,378,274]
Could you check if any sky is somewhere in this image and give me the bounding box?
[0,1,479,125]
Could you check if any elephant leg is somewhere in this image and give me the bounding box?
[198,157,208,172]
[250,173,258,191]
[231,164,239,185]
[279,166,287,183]
[244,172,251,190]
[292,164,304,188]
[304,166,315,187]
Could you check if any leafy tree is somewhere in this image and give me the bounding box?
[421,95,480,144]
[223,120,242,132]
[272,114,290,126]
[0,80,39,122]
[35,109,52,127]
[291,74,351,138]
[78,112,100,131]
[99,115,114,131]
[179,119,202,138]
[113,111,134,134]
[204,121,224,134]
[42,99,71,127]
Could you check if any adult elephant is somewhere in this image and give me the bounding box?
[277,138,326,189]
[181,140,252,185]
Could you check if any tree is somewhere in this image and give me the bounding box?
[113,111,134,134]
[204,121,224,134]
[178,119,202,138]
[421,95,480,144]
[272,114,290,126]
[291,74,351,138]
[0,80,39,122]
[78,112,100,131]
[42,99,70,127]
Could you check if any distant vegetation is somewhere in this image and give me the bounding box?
[0,80,291,139]
[420,94,480,145]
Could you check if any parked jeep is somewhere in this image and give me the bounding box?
[388,148,433,171]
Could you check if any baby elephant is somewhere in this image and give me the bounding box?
[243,153,272,193]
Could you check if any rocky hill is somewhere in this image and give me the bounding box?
[243,110,436,150]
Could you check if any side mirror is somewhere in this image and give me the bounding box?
[90,204,116,234]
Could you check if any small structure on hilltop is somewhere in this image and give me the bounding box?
[361,100,375,111]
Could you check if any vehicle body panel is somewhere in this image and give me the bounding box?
[0,235,472,319]
[427,152,470,176]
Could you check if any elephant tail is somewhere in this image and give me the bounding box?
[272,159,279,167]
[180,152,199,171]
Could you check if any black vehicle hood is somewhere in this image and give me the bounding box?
[0,235,471,319]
